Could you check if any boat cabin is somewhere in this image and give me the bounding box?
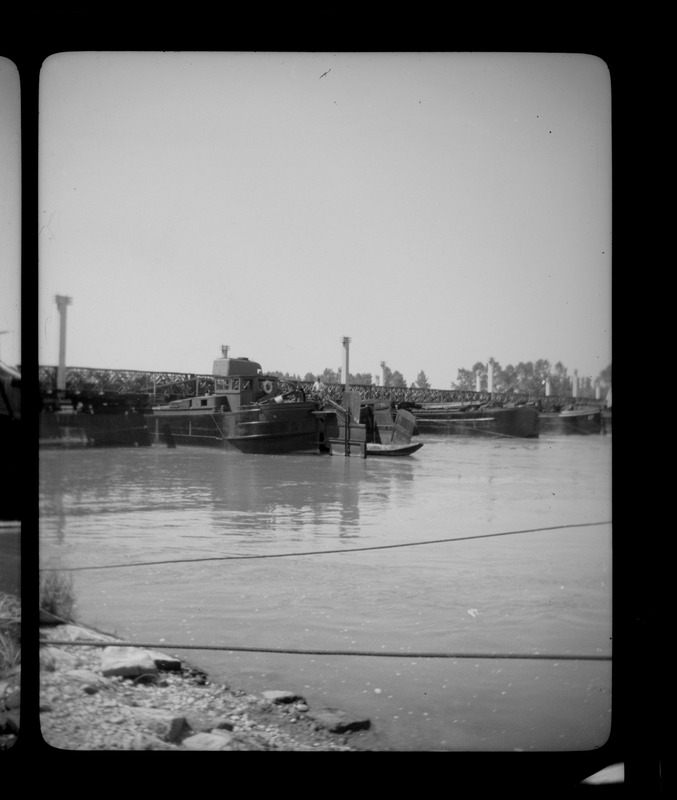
[211,355,283,411]
[156,356,283,414]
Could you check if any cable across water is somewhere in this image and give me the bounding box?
[40,520,611,573]
[40,636,612,662]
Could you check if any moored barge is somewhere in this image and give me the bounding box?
[150,354,322,454]
[538,406,606,435]
[410,403,539,439]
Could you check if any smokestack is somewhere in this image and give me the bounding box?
[381,360,387,388]
[487,359,494,397]
[475,369,481,392]
[55,295,72,393]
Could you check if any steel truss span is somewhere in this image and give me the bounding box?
[37,365,587,408]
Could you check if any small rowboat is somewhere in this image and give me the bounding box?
[366,441,424,457]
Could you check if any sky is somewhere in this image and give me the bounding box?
[11,51,612,388]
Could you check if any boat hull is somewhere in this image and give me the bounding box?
[150,402,322,454]
[367,442,424,457]
[39,411,152,448]
[412,405,539,438]
[326,404,423,457]
[539,408,605,435]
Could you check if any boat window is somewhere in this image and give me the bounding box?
[232,378,240,390]
[200,399,209,407]
[243,379,252,390]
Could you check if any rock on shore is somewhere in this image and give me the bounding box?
[37,622,372,751]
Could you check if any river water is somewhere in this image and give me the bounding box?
[39,431,613,752]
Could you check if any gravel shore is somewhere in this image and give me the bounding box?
[37,622,365,752]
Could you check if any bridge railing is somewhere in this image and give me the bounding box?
[39,365,599,409]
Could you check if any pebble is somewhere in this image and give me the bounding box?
[35,623,365,751]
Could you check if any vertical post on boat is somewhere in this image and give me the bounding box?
[572,370,578,400]
[487,358,494,399]
[55,294,72,395]
[342,337,351,391]
[475,369,481,393]
[381,360,387,388]
[545,376,551,397]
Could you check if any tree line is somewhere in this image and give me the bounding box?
[452,360,611,397]
[270,359,612,396]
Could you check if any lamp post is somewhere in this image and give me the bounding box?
[342,337,351,391]
[55,295,72,394]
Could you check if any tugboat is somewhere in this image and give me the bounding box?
[150,352,322,454]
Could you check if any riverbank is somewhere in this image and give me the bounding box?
[36,620,369,751]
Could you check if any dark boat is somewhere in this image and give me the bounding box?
[39,390,152,448]
[321,393,424,457]
[150,354,322,454]
[539,406,605,435]
[409,402,539,439]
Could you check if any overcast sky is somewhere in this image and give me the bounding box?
[15,51,612,388]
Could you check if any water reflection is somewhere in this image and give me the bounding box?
[39,447,419,547]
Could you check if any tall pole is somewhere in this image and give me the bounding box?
[342,337,351,391]
[55,295,72,394]
[487,358,494,398]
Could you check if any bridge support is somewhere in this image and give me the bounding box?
[342,337,351,391]
[55,295,72,394]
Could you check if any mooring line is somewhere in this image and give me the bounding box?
[40,637,612,661]
[40,520,612,573]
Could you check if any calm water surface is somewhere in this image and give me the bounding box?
[39,433,613,751]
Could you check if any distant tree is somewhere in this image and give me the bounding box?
[415,370,430,389]
[597,363,611,390]
[452,366,477,391]
[547,362,570,396]
[320,368,340,384]
[379,365,407,387]
[302,368,372,385]
[498,361,544,394]
[269,370,303,382]
[533,359,553,395]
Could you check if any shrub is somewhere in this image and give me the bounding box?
[39,571,75,621]
[0,593,20,674]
